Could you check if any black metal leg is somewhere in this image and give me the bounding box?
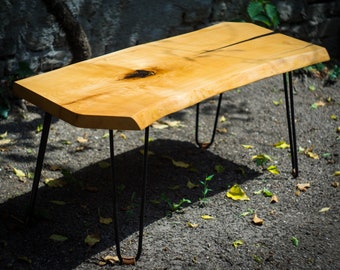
[110,127,149,264]
[195,93,223,149]
[283,72,298,177]
[26,112,52,223]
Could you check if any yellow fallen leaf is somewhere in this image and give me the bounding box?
[151,121,168,129]
[252,213,264,225]
[13,167,26,178]
[77,136,88,143]
[296,183,310,192]
[216,127,228,133]
[163,120,182,127]
[201,215,214,220]
[242,144,253,149]
[219,115,226,122]
[187,180,199,189]
[85,233,100,247]
[44,178,67,188]
[330,114,337,120]
[267,165,280,175]
[333,171,340,176]
[233,240,243,248]
[273,141,290,149]
[226,184,250,201]
[0,139,11,145]
[99,216,113,225]
[119,133,127,139]
[319,207,330,213]
[187,221,199,228]
[49,234,68,242]
[0,131,7,139]
[306,151,319,159]
[139,149,155,155]
[102,255,119,264]
[172,159,190,168]
[270,195,279,203]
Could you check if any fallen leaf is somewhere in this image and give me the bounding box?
[252,213,264,225]
[214,164,225,173]
[272,99,282,106]
[330,114,337,120]
[271,195,279,203]
[291,236,299,247]
[119,133,127,140]
[0,139,11,145]
[0,131,7,139]
[331,181,339,188]
[226,184,250,201]
[13,167,26,178]
[17,256,32,264]
[49,200,66,205]
[152,121,168,129]
[172,159,190,168]
[77,136,88,143]
[273,141,290,149]
[252,154,272,166]
[187,221,199,228]
[36,123,43,133]
[319,207,330,213]
[306,151,319,159]
[216,127,227,133]
[242,144,253,149]
[267,165,280,175]
[85,233,100,247]
[99,216,113,225]
[233,240,243,248]
[201,215,214,220]
[98,161,110,168]
[297,183,310,192]
[187,180,199,189]
[163,120,182,127]
[44,178,67,188]
[49,234,68,242]
[49,164,62,171]
[240,208,254,217]
[102,255,119,264]
[333,171,340,176]
[139,149,155,155]
[219,115,226,122]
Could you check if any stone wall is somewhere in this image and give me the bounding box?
[0,0,339,77]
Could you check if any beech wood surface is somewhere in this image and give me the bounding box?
[14,22,330,130]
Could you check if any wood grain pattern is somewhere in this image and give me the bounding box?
[14,22,329,130]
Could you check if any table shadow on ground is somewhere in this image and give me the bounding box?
[0,139,260,270]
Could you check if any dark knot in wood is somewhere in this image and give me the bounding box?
[124,70,156,79]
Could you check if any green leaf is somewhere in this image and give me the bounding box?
[247,2,264,19]
[267,165,280,175]
[262,188,273,197]
[36,123,43,133]
[265,3,280,28]
[49,234,68,242]
[233,239,243,248]
[252,14,272,27]
[291,236,299,247]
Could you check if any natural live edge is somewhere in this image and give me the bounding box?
[13,22,330,131]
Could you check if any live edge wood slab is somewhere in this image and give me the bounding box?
[14,22,329,130]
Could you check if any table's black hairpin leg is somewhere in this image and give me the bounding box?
[26,112,52,223]
[283,72,299,178]
[195,93,223,149]
[109,127,149,265]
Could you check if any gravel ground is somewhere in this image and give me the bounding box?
[0,74,339,270]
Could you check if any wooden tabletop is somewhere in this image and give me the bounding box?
[14,22,329,130]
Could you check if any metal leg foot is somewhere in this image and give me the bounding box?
[110,127,149,264]
[195,93,223,149]
[26,112,52,223]
[283,72,298,177]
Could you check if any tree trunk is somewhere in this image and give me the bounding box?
[42,0,92,63]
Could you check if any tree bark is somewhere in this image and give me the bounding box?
[42,0,91,63]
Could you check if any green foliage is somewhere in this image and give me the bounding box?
[0,62,34,119]
[247,0,280,29]
[160,193,191,213]
[199,174,214,205]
